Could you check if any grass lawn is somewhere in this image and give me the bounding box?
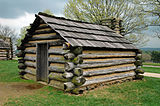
[1,60,160,106]
[143,62,160,66]
[0,60,33,83]
[142,67,160,74]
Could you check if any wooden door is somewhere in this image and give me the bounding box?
[36,43,48,82]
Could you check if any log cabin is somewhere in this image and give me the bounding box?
[18,12,144,94]
[0,38,10,60]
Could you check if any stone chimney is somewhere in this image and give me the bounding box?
[101,17,124,35]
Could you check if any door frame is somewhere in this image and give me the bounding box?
[36,42,49,83]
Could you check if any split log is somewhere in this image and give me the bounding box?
[49,80,65,90]
[48,49,69,55]
[82,71,135,86]
[65,62,75,71]
[83,65,136,77]
[63,72,73,79]
[72,56,83,64]
[136,54,142,60]
[48,72,70,82]
[64,53,75,60]
[23,73,36,81]
[71,47,83,55]
[24,49,36,54]
[72,76,86,86]
[24,56,36,61]
[48,66,65,73]
[135,68,144,74]
[63,42,71,50]
[25,61,36,68]
[18,63,26,69]
[78,59,135,69]
[24,69,36,75]
[64,82,75,91]
[73,68,83,76]
[134,60,142,66]
[30,34,61,40]
[81,52,136,59]
[48,57,65,63]
[83,58,135,64]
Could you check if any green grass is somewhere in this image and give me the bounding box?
[0,60,33,82]
[142,67,160,74]
[143,62,160,66]
[1,60,160,106]
[4,77,160,106]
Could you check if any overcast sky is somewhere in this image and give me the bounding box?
[0,0,159,48]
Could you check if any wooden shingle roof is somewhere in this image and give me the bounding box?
[37,13,137,50]
[25,12,137,50]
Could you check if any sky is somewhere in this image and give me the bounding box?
[0,0,159,48]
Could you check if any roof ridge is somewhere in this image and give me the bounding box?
[38,12,114,28]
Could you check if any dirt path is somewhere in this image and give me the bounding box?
[143,65,160,68]
[143,72,160,78]
[0,82,44,105]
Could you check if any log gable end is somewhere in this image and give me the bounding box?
[18,12,144,94]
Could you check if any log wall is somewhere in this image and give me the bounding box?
[18,21,65,83]
[0,49,9,60]
[77,49,138,92]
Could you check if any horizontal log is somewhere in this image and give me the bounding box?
[83,65,136,77]
[78,58,136,69]
[23,73,36,81]
[81,52,136,59]
[35,28,52,33]
[48,72,70,82]
[29,34,61,40]
[83,58,135,64]
[83,50,135,54]
[18,63,26,69]
[82,71,135,86]
[64,82,75,91]
[65,62,75,71]
[0,52,8,54]
[49,80,65,90]
[48,66,65,73]
[24,49,36,54]
[24,69,36,75]
[28,39,60,44]
[72,76,86,86]
[24,56,36,61]
[48,57,65,63]
[48,49,69,55]
[25,61,36,68]
[73,68,83,76]
[23,39,64,47]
